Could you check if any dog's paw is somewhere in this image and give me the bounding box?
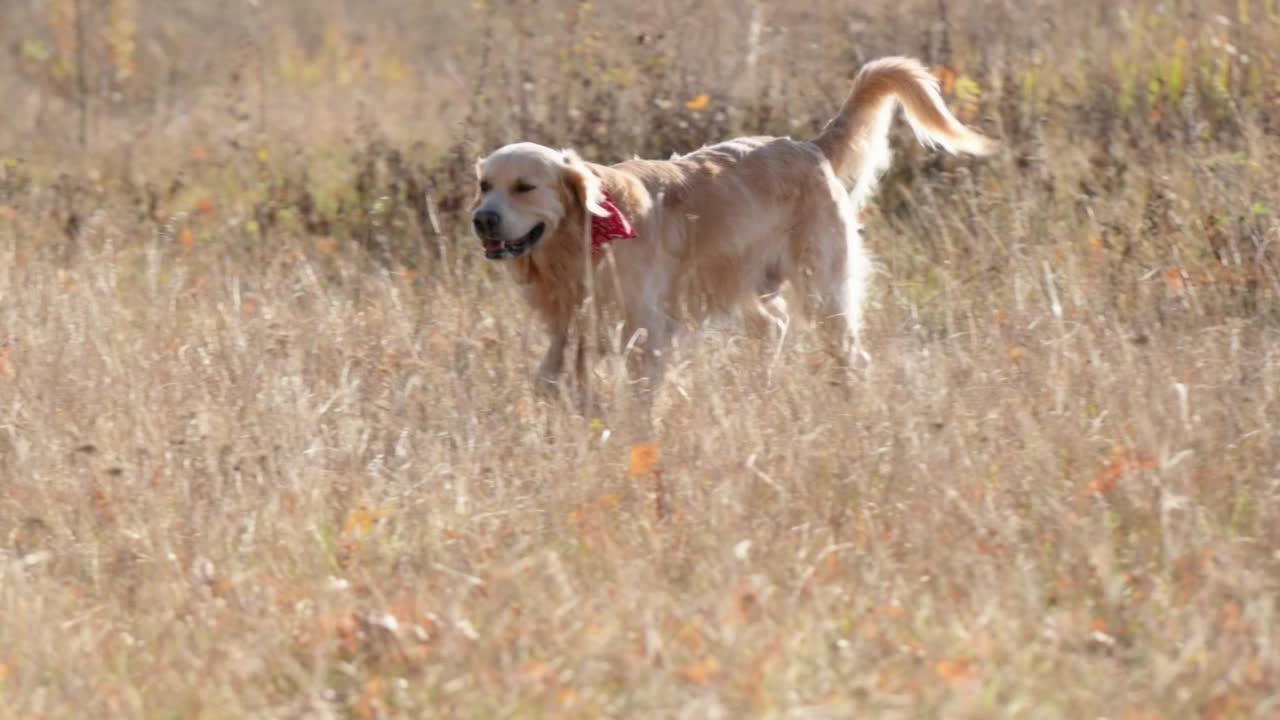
[534,375,562,401]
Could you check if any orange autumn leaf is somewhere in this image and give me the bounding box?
[1088,447,1157,495]
[685,93,712,111]
[1219,601,1245,632]
[878,604,907,620]
[0,345,14,381]
[935,659,972,685]
[354,675,384,720]
[557,687,579,707]
[1087,474,1117,496]
[343,503,392,537]
[814,551,843,585]
[335,613,361,654]
[519,661,553,685]
[91,483,114,517]
[1203,693,1250,720]
[975,536,999,556]
[196,197,214,216]
[628,443,660,477]
[932,65,958,95]
[674,620,706,653]
[1243,659,1266,685]
[677,655,721,685]
[179,227,195,251]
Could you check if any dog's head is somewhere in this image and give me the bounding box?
[471,143,608,260]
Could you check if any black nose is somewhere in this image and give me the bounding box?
[473,210,501,238]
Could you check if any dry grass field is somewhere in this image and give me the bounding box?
[2,1,1279,717]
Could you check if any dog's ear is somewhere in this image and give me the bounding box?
[560,150,609,217]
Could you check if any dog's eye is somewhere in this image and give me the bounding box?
[514,182,536,194]
[479,181,492,193]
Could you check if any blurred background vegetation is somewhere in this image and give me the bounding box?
[3,0,1276,286]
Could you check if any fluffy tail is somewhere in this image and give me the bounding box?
[814,57,994,205]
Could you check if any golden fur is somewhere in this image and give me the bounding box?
[470,56,993,404]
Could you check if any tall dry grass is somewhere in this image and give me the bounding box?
[2,0,1279,717]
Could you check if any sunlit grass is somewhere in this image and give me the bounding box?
[1,0,1279,717]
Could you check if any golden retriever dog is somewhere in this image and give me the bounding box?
[471,56,992,406]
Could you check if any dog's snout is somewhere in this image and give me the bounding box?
[473,210,501,238]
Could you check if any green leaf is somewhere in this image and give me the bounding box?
[21,39,50,62]
[956,76,982,102]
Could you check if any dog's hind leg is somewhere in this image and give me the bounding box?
[748,292,790,370]
[796,205,873,372]
[623,316,670,398]
[614,302,675,427]
[741,262,790,371]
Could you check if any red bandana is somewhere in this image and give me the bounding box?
[591,192,637,255]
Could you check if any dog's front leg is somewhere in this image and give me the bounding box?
[535,329,569,399]
[536,329,599,415]
[572,336,602,416]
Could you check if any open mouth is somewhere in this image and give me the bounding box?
[484,223,546,260]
